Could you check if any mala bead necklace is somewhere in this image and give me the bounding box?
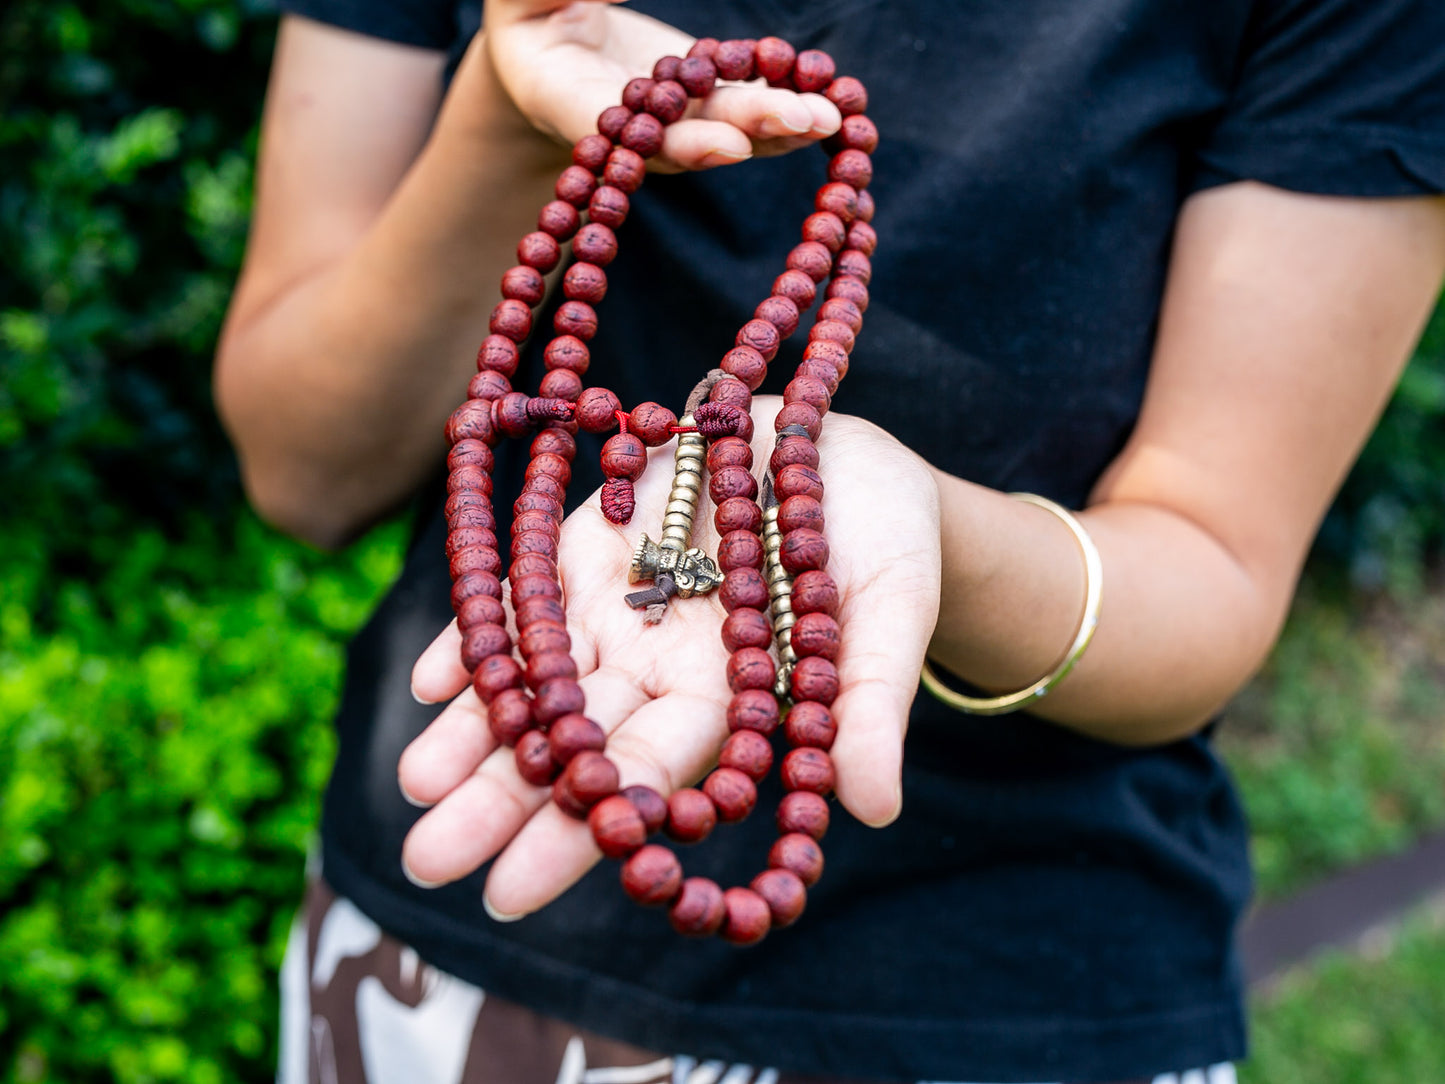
[442,35,876,944]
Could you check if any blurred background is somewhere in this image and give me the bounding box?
[1,2,1443,1081]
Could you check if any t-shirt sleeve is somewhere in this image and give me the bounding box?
[1193,0,1445,196]
[275,0,459,50]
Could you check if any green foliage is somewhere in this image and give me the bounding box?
[0,514,404,1084]
[1241,904,1445,1083]
[1220,574,1445,899]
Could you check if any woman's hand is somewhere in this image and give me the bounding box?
[398,400,941,918]
[483,0,842,171]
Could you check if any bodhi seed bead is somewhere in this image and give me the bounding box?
[777,790,831,840]
[548,713,607,765]
[621,76,655,113]
[785,701,838,750]
[472,653,523,704]
[829,149,873,190]
[774,401,822,440]
[856,187,876,223]
[670,877,727,936]
[756,295,800,338]
[467,370,511,403]
[515,730,557,786]
[773,268,818,308]
[621,112,665,157]
[780,528,830,574]
[447,525,496,559]
[554,300,599,340]
[519,622,570,658]
[451,546,502,581]
[847,220,878,256]
[787,241,833,283]
[802,211,847,252]
[575,387,622,433]
[771,434,821,472]
[778,494,825,535]
[531,427,576,461]
[626,401,677,445]
[538,199,581,239]
[489,299,532,342]
[709,465,758,504]
[735,318,781,361]
[488,688,534,747]
[819,297,864,333]
[597,104,632,141]
[783,377,831,416]
[770,832,825,886]
[589,794,648,859]
[781,747,836,795]
[604,148,647,193]
[717,530,765,571]
[831,113,879,154]
[727,647,776,693]
[792,49,836,93]
[676,55,717,98]
[573,133,612,171]
[476,334,520,376]
[501,264,545,305]
[791,612,842,661]
[518,231,561,273]
[601,432,647,480]
[721,345,767,389]
[815,182,859,223]
[727,688,780,735]
[645,80,687,124]
[715,496,763,535]
[665,788,717,844]
[525,651,578,690]
[573,223,619,266]
[776,463,825,502]
[563,262,608,304]
[704,767,757,822]
[459,622,509,671]
[754,36,795,84]
[544,335,590,373]
[588,185,630,229]
[555,166,597,208]
[721,607,774,652]
[721,888,771,945]
[621,784,669,835]
[554,750,620,818]
[838,250,872,284]
[826,76,868,116]
[511,571,560,603]
[791,656,841,706]
[621,845,683,906]
[686,37,719,60]
[720,567,768,612]
[539,369,583,400]
[708,376,753,411]
[751,868,808,927]
[652,55,682,83]
[719,729,773,782]
[534,677,586,725]
[713,40,755,81]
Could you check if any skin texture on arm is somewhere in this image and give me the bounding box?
[401,183,1445,920]
[216,1,842,549]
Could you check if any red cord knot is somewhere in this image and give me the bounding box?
[527,397,575,423]
[600,477,636,524]
[614,409,631,434]
[693,402,745,438]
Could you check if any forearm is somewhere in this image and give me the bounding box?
[216,33,567,547]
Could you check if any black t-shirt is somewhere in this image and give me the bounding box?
[276,0,1445,1079]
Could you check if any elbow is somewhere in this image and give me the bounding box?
[239,461,362,552]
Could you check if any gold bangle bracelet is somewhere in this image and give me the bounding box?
[919,492,1103,716]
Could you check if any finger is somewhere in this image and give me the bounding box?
[695,86,841,141]
[411,620,470,704]
[398,686,496,807]
[400,666,649,886]
[483,691,727,916]
[487,0,625,29]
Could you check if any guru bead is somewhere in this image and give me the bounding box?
[626,401,678,445]
[621,844,684,906]
[601,432,647,480]
[575,387,622,432]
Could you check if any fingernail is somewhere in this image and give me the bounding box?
[866,785,904,828]
[398,779,433,809]
[701,148,753,168]
[483,895,527,923]
[410,682,435,706]
[401,857,447,890]
[767,111,811,135]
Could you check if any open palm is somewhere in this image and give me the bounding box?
[400,400,942,918]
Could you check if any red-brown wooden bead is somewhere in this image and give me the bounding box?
[708,376,753,412]
[563,262,608,304]
[515,729,557,786]
[459,621,510,671]
[774,401,822,441]
[827,274,870,312]
[522,472,567,507]
[717,529,764,571]
[686,37,720,59]
[620,112,665,157]
[792,48,836,93]
[830,113,879,154]
[491,391,532,439]
[796,358,840,395]
[447,524,496,559]
[472,652,523,704]
[527,452,574,489]
[445,490,489,517]
[709,465,759,504]
[713,39,756,81]
[489,299,533,342]
[721,888,771,945]
[589,794,648,859]
[553,300,598,341]
[719,729,773,782]
[786,241,833,283]
[516,596,565,632]
[719,566,768,612]
[467,370,511,403]
[665,787,717,843]
[838,249,872,284]
[534,676,585,726]
[512,572,561,608]
[475,336,520,379]
[651,55,682,83]
[856,187,876,223]
[791,655,840,706]
[538,198,581,240]
[819,297,864,334]
[573,133,612,171]
[669,877,727,936]
[727,688,780,735]
[706,437,751,472]
[777,495,824,538]
[627,401,677,445]
[575,387,622,433]
[714,496,763,536]
[501,264,546,305]
[825,76,868,115]
[525,650,578,691]
[777,789,830,840]
[554,750,620,818]
[446,400,496,446]
[677,55,717,98]
[539,368,583,401]
[780,528,829,575]
[548,713,606,766]
[727,647,776,693]
[782,747,836,795]
[846,220,878,257]
[450,545,503,582]
[621,76,655,113]
[448,506,496,532]
[488,687,534,747]
[802,210,847,252]
[804,337,852,372]
[543,335,590,374]
[519,622,570,659]
[555,165,597,207]
[511,529,558,564]
[644,79,687,123]
[573,222,618,267]
[815,183,859,225]
[621,784,668,835]
[721,607,773,653]
[755,295,800,338]
[771,270,817,312]
[791,612,842,662]
[784,701,837,750]
[770,832,825,886]
[600,432,647,480]
[448,463,492,495]
[452,571,503,613]
[783,376,831,417]
[518,231,561,273]
[810,319,857,354]
[770,434,820,474]
[735,318,781,362]
[751,868,807,927]
[704,767,757,823]
[604,147,647,193]
[754,36,795,83]
[620,844,682,906]
[829,148,873,190]
[588,184,630,229]
[513,490,563,523]
[597,104,632,141]
[776,464,825,504]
